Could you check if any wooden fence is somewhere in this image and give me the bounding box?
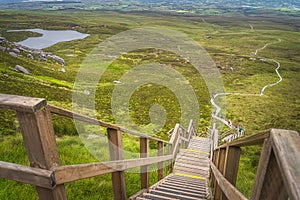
[0,94,196,200]
[211,129,300,200]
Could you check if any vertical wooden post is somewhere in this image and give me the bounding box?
[140,137,149,189]
[251,138,276,200]
[212,148,220,189]
[168,143,173,172]
[157,141,164,180]
[221,146,241,200]
[16,102,67,200]
[215,148,226,200]
[107,128,126,200]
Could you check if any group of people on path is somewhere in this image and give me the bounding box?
[228,119,244,136]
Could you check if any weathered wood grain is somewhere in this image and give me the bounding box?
[0,161,54,189]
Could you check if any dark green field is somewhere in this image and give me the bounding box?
[0,9,299,199]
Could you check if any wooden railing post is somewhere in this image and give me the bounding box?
[212,148,220,189]
[221,146,241,200]
[168,143,173,172]
[214,148,226,200]
[157,141,164,180]
[107,128,126,200]
[15,99,67,199]
[140,137,149,189]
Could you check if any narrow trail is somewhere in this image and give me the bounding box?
[211,38,283,130]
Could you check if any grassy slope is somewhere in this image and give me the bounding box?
[0,10,299,198]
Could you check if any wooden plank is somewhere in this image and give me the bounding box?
[212,149,220,189]
[48,105,118,129]
[107,128,126,200]
[120,127,169,144]
[168,143,173,172]
[156,185,206,198]
[0,94,46,113]
[210,162,248,200]
[49,104,170,144]
[17,105,67,200]
[215,148,226,200]
[140,138,149,189]
[54,162,116,184]
[258,150,288,200]
[128,189,148,200]
[149,189,201,200]
[187,119,194,141]
[217,130,270,149]
[158,141,164,181]
[222,146,241,200]
[251,138,272,200]
[144,192,178,200]
[53,155,173,184]
[169,124,180,144]
[162,182,207,192]
[0,161,54,189]
[270,129,300,199]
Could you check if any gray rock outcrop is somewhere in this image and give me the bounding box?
[14,65,31,75]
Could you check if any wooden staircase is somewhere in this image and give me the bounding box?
[134,137,211,200]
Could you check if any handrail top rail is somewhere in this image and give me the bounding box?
[213,128,300,200]
[48,104,172,144]
[0,94,173,144]
[216,129,271,149]
[0,94,46,113]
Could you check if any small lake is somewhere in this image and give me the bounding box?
[7,29,89,49]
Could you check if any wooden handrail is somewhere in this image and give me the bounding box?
[48,104,170,144]
[0,161,54,189]
[0,94,195,200]
[210,161,247,200]
[216,129,270,149]
[48,104,119,129]
[211,128,300,200]
[53,155,173,185]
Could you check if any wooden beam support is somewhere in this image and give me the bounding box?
[168,143,173,172]
[222,146,241,200]
[251,138,272,200]
[53,155,173,185]
[217,130,270,149]
[17,103,67,200]
[270,129,300,199]
[158,141,164,180]
[107,128,126,200]
[258,150,288,200]
[140,137,149,189]
[210,162,247,200]
[0,161,54,189]
[214,148,226,200]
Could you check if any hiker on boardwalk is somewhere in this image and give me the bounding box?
[228,119,232,128]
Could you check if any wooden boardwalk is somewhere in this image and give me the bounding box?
[135,137,211,200]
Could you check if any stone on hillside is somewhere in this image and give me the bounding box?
[0,45,5,52]
[61,68,66,73]
[9,52,18,57]
[12,48,20,54]
[113,80,123,84]
[14,65,31,75]
[27,54,34,59]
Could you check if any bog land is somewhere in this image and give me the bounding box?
[0,8,299,199]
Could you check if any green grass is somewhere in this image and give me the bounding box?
[0,9,299,199]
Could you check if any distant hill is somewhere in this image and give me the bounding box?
[0,0,300,9]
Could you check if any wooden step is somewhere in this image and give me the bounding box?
[149,189,205,200]
[143,192,178,200]
[155,186,208,199]
[157,183,207,195]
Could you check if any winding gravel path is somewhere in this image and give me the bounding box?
[211,38,283,128]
